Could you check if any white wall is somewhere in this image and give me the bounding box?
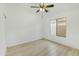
[43,8,79,49]
[0,4,6,56]
[5,4,42,47]
[4,3,79,49]
[1,3,79,55]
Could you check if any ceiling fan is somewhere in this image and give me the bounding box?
[30,3,54,13]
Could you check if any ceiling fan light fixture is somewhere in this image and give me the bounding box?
[31,3,54,13]
[40,8,42,11]
[40,8,45,12]
[42,9,45,12]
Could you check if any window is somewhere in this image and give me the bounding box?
[51,20,56,36]
[51,17,67,37]
[56,17,66,37]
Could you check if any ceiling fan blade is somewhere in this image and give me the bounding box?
[46,4,54,8]
[39,3,44,8]
[39,3,41,7]
[30,6,39,8]
[45,9,48,13]
[36,9,40,13]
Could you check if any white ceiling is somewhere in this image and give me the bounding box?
[4,3,79,18]
[5,3,79,12]
[26,3,79,13]
[49,3,79,13]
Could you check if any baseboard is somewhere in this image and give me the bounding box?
[8,37,42,47]
[7,37,79,51]
[42,38,79,51]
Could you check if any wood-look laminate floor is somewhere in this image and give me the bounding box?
[6,39,79,56]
